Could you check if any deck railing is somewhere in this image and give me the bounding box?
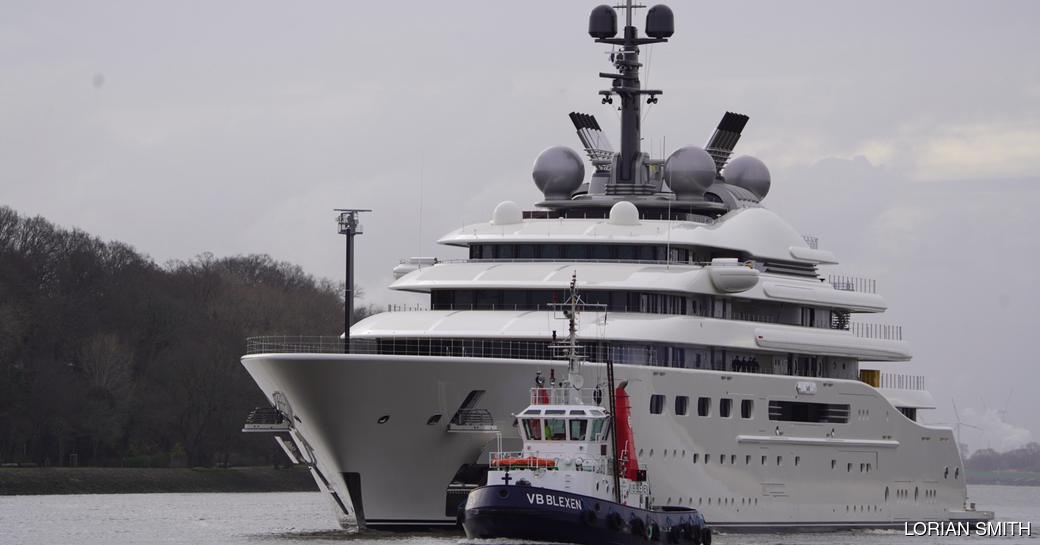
[879,373,926,391]
[848,322,903,341]
[828,274,877,294]
[245,335,666,364]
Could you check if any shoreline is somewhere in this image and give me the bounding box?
[0,466,316,496]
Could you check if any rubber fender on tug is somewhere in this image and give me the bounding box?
[646,521,660,541]
[581,509,597,526]
[701,527,712,545]
[607,511,624,531]
[630,517,646,536]
[667,524,682,544]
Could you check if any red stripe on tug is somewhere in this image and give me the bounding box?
[613,384,640,481]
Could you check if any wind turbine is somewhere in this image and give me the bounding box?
[952,399,982,451]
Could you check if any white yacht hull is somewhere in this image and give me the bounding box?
[242,352,979,530]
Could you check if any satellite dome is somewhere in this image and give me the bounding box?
[491,200,523,225]
[588,5,618,39]
[533,146,585,200]
[608,200,640,226]
[664,146,716,200]
[725,155,771,200]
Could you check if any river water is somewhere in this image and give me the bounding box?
[0,485,1036,545]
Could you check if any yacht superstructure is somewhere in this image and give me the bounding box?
[241,1,991,531]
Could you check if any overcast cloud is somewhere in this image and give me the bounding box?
[2,0,1038,453]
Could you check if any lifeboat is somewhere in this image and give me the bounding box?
[707,257,759,293]
[491,456,557,469]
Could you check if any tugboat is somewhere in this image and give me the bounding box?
[462,274,712,545]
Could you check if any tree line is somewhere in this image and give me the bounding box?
[0,205,371,468]
[966,442,1040,473]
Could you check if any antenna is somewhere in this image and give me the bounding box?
[335,208,372,353]
[547,273,606,403]
[588,1,673,188]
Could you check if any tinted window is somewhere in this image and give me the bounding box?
[590,418,606,440]
[523,419,542,440]
[697,397,711,417]
[768,401,849,423]
[675,396,689,416]
[563,245,587,259]
[569,419,589,441]
[517,244,536,259]
[650,394,665,415]
[719,398,732,418]
[741,399,754,419]
[544,419,567,440]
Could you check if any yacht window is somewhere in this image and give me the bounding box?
[542,244,562,259]
[544,419,567,440]
[523,419,543,440]
[697,397,711,417]
[564,245,587,260]
[650,394,665,414]
[498,244,515,259]
[454,290,474,309]
[675,396,689,416]
[617,245,635,260]
[741,399,754,419]
[517,244,536,259]
[719,398,732,418]
[569,419,589,441]
[768,401,849,423]
[591,245,612,260]
[502,290,526,309]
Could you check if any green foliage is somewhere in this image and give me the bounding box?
[0,205,348,467]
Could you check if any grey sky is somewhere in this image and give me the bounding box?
[2,1,1038,453]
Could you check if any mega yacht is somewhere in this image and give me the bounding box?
[241,1,991,532]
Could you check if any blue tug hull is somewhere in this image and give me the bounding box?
[462,485,710,545]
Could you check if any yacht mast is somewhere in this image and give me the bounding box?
[592,1,672,190]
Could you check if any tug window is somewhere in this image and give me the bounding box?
[544,419,567,440]
[569,419,589,441]
[590,418,607,440]
[523,419,542,440]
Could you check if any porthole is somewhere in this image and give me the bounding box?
[377,415,390,424]
[426,414,442,425]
